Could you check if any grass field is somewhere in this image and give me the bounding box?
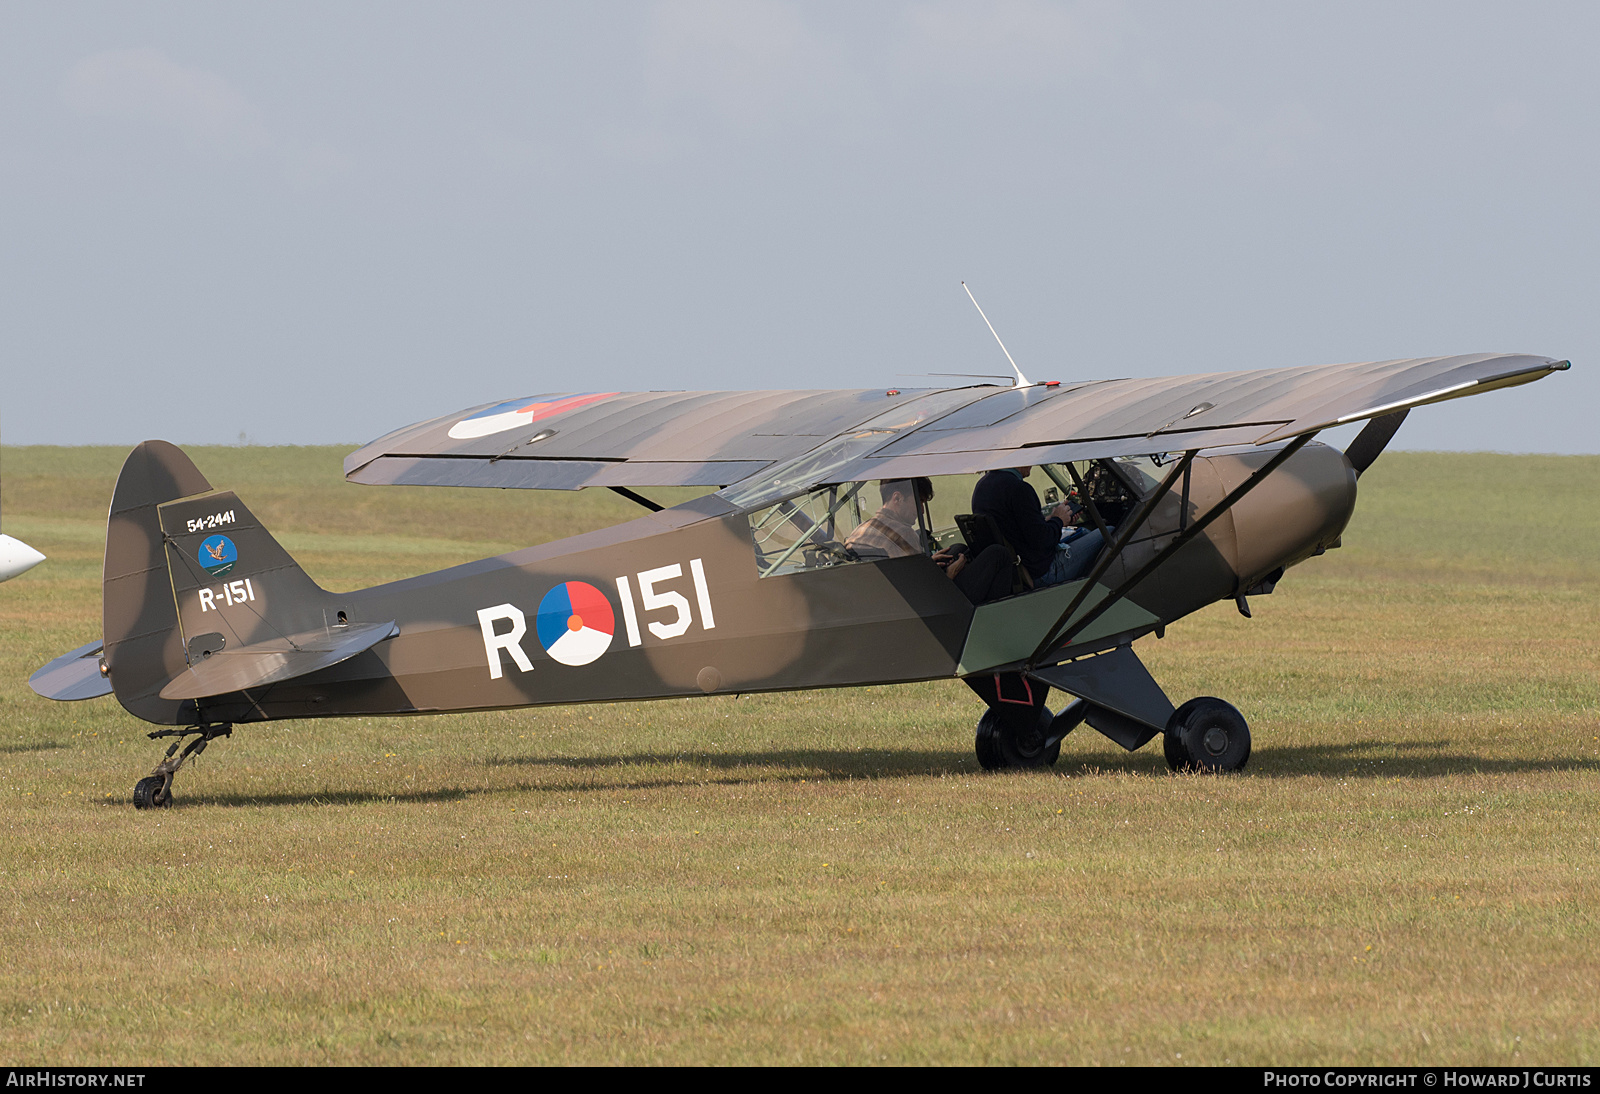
[0,445,1596,1065]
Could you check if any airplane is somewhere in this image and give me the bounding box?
[0,534,46,584]
[27,352,1569,808]
[0,446,46,584]
[1,422,47,583]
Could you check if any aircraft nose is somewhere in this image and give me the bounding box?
[1222,442,1358,584]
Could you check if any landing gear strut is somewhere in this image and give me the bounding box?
[1163,697,1250,772]
[132,723,232,809]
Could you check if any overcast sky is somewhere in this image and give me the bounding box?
[1,2,1594,452]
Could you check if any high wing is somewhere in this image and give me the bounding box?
[344,353,1567,495]
[345,388,915,491]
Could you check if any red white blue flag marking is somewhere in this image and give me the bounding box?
[535,581,615,666]
[447,392,618,440]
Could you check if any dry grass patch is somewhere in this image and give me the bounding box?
[0,447,1595,1064]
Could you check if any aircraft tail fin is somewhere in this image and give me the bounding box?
[102,441,365,721]
[103,441,214,722]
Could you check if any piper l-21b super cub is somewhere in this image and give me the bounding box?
[29,352,1569,807]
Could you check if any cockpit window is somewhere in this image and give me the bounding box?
[1109,456,1169,494]
[748,479,933,577]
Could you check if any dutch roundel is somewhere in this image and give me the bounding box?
[535,581,615,666]
[446,392,617,440]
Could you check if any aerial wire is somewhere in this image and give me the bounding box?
[961,281,1031,388]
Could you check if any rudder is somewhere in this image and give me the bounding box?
[103,441,214,724]
[103,442,333,723]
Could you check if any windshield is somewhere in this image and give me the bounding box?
[718,388,992,511]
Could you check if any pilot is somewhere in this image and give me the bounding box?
[845,478,933,558]
[971,466,1107,588]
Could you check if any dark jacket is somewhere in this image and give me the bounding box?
[971,469,1062,580]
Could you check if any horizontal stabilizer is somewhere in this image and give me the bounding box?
[30,640,113,702]
[159,619,399,701]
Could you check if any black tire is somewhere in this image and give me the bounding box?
[1163,697,1207,772]
[974,712,1004,771]
[976,705,1059,770]
[132,776,170,809]
[1163,730,1193,771]
[1174,697,1250,772]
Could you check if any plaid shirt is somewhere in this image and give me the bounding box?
[844,508,923,558]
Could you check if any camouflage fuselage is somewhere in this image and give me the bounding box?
[103,441,1355,727]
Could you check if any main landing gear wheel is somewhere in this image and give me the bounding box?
[132,775,171,809]
[1164,697,1250,773]
[975,705,1060,770]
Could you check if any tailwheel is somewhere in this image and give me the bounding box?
[1165,697,1250,772]
[132,722,233,809]
[132,775,172,809]
[975,705,1060,770]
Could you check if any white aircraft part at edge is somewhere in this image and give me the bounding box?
[0,534,45,583]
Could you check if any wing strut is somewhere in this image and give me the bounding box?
[1026,433,1317,668]
[1025,451,1197,666]
[608,486,664,512]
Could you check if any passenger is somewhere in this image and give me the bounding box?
[844,477,933,559]
[937,542,1016,604]
[971,466,1108,589]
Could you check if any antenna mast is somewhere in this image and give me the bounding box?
[962,281,1031,388]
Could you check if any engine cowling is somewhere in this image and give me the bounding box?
[1090,441,1357,629]
[1211,441,1357,588]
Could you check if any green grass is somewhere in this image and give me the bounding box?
[0,446,1596,1065]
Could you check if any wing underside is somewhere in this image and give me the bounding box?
[344,354,1566,495]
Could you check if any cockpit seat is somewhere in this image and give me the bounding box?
[955,513,1034,598]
